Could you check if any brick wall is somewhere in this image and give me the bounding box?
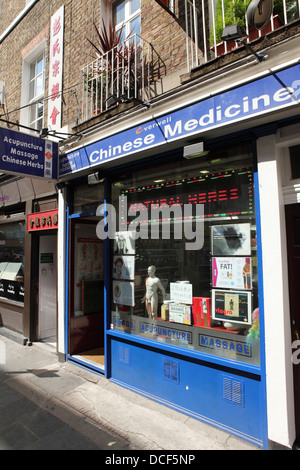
[0,0,197,131]
[0,0,27,36]
[0,0,101,131]
[141,0,188,75]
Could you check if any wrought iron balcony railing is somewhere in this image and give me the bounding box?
[79,33,163,122]
[186,0,300,72]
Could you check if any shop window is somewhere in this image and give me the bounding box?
[0,221,25,303]
[73,183,104,214]
[111,143,261,366]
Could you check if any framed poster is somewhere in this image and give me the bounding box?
[211,223,251,256]
[113,231,135,255]
[113,280,135,307]
[212,290,252,325]
[113,255,135,280]
[212,257,252,290]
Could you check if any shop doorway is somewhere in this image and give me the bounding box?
[38,234,57,344]
[285,203,300,440]
[68,219,105,369]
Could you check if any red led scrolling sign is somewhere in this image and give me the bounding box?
[27,209,58,232]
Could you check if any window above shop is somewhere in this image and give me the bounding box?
[20,40,46,132]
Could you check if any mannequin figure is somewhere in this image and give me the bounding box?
[144,265,165,319]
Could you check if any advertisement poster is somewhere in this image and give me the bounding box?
[211,223,251,256]
[212,257,252,290]
[170,282,193,305]
[76,237,103,284]
[113,255,135,280]
[212,290,251,325]
[113,280,135,307]
[113,231,135,255]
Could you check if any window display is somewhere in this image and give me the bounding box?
[110,143,260,365]
[0,221,25,303]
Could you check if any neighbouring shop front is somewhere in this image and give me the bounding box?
[61,62,300,448]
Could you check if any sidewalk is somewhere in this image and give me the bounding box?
[0,332,257,451]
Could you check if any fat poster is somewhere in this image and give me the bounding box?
[212,257,252,290]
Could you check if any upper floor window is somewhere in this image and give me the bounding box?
[20,41,46,133]
[114,0,141,41]
[28,52,46,131]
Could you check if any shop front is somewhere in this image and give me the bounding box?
[63,137,266,446]
[61,62,300,448]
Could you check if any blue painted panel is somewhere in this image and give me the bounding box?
[110,338,265,446]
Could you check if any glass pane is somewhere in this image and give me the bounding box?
[0,221,25,303]
[30,104,36,124]
[130,0,140,15]
[36,54,44,75]
[36,117,43,131]
[36,74,44,96]
[115,0,125,24]
[110,142,260,366]
[30,62,36,80]
[37,102,43,118]
[130,16,140,36]
[29,80,35,100]
[73,183,104,214]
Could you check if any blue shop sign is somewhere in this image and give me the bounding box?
[59,63,300,177]
[0,127,58,180]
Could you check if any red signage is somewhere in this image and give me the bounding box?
[27,209,58,232]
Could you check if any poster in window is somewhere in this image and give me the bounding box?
[76,237,103,283]
[113,231,135,255]
[211,223,251,256]
[113,255,135,280]
[113,280,135,307]
[212,290,252,325]
[212,257,252,290]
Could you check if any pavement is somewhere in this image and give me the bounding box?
[0,330,258,451]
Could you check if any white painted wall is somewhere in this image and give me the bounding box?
[57,186,66,356]
[257,133,295,448]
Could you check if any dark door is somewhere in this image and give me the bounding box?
[286,203,300,441]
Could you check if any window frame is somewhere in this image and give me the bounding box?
[20,40,47,132]
[113,0,141,40]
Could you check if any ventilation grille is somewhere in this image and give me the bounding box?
[163,359,180,384]
[223,376,244,406]
[119,346,130,365]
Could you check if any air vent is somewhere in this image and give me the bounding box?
[119,346,130,365]
[223,376,244,406]
[163,359,180,384]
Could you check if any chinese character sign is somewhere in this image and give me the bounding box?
[48,6,64,131]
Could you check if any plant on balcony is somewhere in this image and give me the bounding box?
[85,20,144,113]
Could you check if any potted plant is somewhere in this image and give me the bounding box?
[85,20,143,113]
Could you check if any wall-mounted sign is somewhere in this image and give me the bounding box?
[59,63,300,178]
[27,210,58,232]
[48,5,64,131]
[0,127,58,179]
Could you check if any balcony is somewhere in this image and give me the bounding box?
[185,0,300,71]
[78,33,164,123]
